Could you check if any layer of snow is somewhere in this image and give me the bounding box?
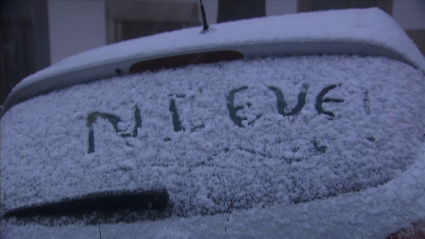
[3,144,425,238]
[2,55,424,236]
[6,8,425,112]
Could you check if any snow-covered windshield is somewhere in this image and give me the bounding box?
[2,55,424,225]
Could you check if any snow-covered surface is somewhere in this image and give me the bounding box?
[3,144,425,238]
[1,54,424,237]
[2,8,425,116]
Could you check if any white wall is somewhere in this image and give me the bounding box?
[265,0,425,31]
[202,0,218,24]
[48,0,106,64]
[140,0,219,24]
[266,0,297,16]
[392,0,425,30]
[129,0,218,24]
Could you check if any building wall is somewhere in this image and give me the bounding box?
[266,0,297,16]
[392,0,425,30]
[392,0,425,54]
[203,0,218,24]
[47,0,106,64]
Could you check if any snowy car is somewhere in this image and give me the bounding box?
[1,7,425,238]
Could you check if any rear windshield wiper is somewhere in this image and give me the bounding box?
[3,188,169,225]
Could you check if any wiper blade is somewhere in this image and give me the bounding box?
[4,189,169,219]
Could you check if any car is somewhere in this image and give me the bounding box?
[1,7,424,238]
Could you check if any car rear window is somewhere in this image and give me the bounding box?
[1,55,424,224]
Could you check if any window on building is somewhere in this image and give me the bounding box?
[105,0,200,44]
[0,19,35,105]
[0,0,50,105]
[297,0,393,15]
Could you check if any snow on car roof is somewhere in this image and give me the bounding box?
[2,7,424,116]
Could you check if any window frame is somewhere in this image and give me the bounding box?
[105,0,200,44]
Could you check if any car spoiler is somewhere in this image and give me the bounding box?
[2,8,424,117]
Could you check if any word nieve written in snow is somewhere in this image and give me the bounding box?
[87,84,348,153]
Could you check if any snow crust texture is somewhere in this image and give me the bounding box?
[2,56,424,220]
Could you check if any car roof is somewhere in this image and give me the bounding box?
[2,7,424,117]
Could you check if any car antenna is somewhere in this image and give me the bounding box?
[200,0,209,32]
